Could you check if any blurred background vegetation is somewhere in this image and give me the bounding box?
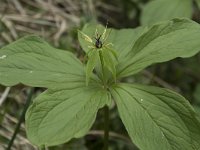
[0,0,200,149]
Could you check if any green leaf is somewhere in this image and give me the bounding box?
[117,18,200,78]
[195,0,200,9]
[0,35,85,88]
[109,27,146,62]
[106,47,118,61]
[26,82,111,146]
[111,83,200,150]
[193,105,200,117]
[101,48,116,81]
[193,105,200,123]
[141,0,192,25]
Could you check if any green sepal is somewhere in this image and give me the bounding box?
[86,50,99,86]
[101,48,117,82]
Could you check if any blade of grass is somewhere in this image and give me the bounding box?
[6,88,34,150]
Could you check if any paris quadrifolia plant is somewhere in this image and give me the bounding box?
[1,18,200,150]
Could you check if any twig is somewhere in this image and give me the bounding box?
[54,18,67,46]
[35,0,80,24]
[1,32,13,43]
[15,25,47,35]
[1,18,18,39]
[0,128,32,146]
[88,130,132,144]
[97,1,121,12]
[142,70,180,92]
[5,113,25,130]
[0,87,11,106]
[10,0,26,15]
[4,15,56,26]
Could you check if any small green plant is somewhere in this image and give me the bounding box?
[1,18,200,150]
[78,24,117,85]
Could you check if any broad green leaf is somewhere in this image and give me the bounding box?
[26,82,111,146]
[193,105,200,117]
[0,35,85,88]
[101,48,116,81]
[141,0,192,25]
[195,0,200,9]
[117,18,200,78]
[111,83,200,150]
[193,105,200,123]
[106,47,118,61]
[78,23,144,63]
[86,50,99,85]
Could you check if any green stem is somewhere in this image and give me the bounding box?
[6,88,34,150]
[39,145,46,150]
[99,50,106,88]
[103,106,109,150]
[99,50,109,149]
